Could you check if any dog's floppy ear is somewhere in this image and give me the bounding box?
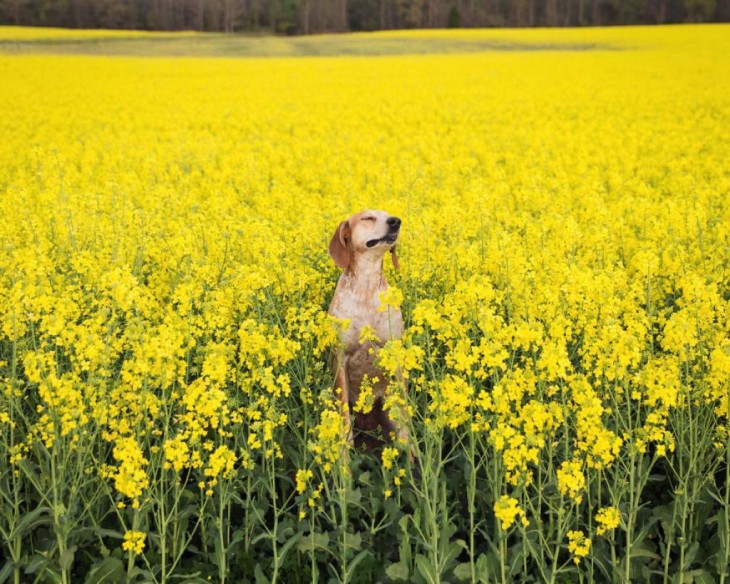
[390,245,400,271]
[329,220,351,269]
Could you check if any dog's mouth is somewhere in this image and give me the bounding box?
[366,232,398,248]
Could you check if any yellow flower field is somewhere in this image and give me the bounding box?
[1,24,729,583]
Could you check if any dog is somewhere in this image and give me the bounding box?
[327,210,411,453]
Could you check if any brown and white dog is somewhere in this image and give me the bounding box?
[327,210,410,451]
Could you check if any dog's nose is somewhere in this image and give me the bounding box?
[387,217,401,228]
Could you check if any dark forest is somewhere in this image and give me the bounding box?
[1,0,727,36]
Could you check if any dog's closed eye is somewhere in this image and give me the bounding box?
[361,216,376,222]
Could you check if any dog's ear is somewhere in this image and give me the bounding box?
[390,245,400,271]
[329,220,351,269]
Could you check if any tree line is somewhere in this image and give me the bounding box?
[1,0,727,35]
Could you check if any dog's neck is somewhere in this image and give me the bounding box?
[341,253,387,296]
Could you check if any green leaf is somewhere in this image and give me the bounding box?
[278,532,302,563]
[438,521,457,552]
[397,519,412,569]
[684,541,700,567]
[630,544,660,561]
[93,528,124,541]
[226,529,245,554]
[689,570,718,584]
[9,506,51,540]
[250,532,269,546]
[453,562,473,581]
[415,554,437,584]
[653,504,675,543]
[346,487,362,507]
[441,540,463,570]
[476,552,496,583]
[60,546,76,571]
[0,561,15,584]
[714,511,729,572]
[345,531,362,551]
[347,550,371,577]
[296,531,329,553]
[385,561,409,581]
[254,564,268,584]
[128,567,154,581]
[358,471,371,486]
[168,573,208,582]
[276,525,294,544]
[84,557,124,584]
[24,554,47,575]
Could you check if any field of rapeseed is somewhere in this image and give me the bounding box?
[1,24,729,584]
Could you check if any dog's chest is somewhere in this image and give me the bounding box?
[343,306,401,352]
[332,291,402,400]
[329,285,402,351]
[328,275,404,402]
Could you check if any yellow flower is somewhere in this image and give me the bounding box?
[295,469,313,494]
[122,530,146,555]
[309,408,348,472]
[163,436,190,472]
[377,286,403,313]
[557,460,585,504]
[595,507,621,536]
[377,340,424,380]
[567,530,591,564]
[204,445,237,483]
[359,325,380,344]
[112,437,149,506]
[493,495,528,530]
[429,375,473,430]
[353,375,376,414]
[381,447,399,471]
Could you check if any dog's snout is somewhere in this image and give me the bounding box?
[387,217,401,229]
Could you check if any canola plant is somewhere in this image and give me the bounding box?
[0,24,729,584]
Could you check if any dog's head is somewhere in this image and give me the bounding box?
[329,210,401,270]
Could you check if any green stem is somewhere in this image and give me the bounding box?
[721,441,730,584]
[499,532,507,584]
[51,445,69,584]
[341,478,348,584]
[662,490,678,584]
[269,450,280,584]
[127,509,140,580]
[218,487,227,584]
[160,480,168,583]
[679,490,688,576]
[468,428,476,584]
[10,335,22,584]
[624,451,635,584]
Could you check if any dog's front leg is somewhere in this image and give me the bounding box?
[388,372,416,462]
[334,352,354,451]
[392,389,411,444]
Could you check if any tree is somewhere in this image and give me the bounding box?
[684,0,715,20]
[1,0,26,24]
[0,0,727,34]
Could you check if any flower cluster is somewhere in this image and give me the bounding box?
[567,530,591,564]
[493,496,528,530]
[122,530,147,555]
[595,507,621,537]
